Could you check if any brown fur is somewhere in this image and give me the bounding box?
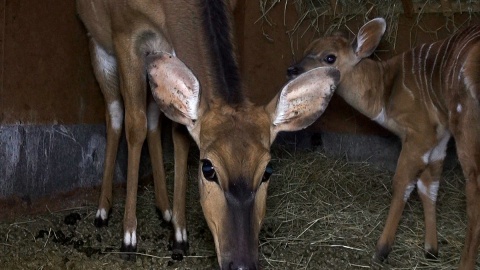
[77,1,339,269]
[289,18,480,269]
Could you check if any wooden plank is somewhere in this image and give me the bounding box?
[401,0,414,17]
[0,0,4,122]
[329,0,342,16]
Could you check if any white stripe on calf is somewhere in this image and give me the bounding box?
[404,182,416,202]
[417,179,440,202]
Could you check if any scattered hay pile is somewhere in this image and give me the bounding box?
[0,146,469,269]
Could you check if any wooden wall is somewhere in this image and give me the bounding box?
[0,0,479,131]
[236,1,480,135]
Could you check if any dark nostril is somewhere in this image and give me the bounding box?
[287,66,299,76]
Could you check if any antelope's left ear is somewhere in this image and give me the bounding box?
[267,67,340,142]
[147,52,200,131]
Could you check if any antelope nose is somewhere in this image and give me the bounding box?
[287,65,301,78]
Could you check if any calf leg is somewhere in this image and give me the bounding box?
[374,139,433,262]
[417,159,443,259]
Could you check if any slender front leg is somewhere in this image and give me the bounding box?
[88,39,123,227]
[147,100,172,223]
[115,37,148,260]
[374,140,430,262]
[171,123,191,260]
[417,159,443,259]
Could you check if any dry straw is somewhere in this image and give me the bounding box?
[258,0,479,53]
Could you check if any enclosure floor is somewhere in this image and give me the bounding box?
[0,148,475,269]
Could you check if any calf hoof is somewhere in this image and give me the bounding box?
[171,240,189,261]
[94,208,111,228]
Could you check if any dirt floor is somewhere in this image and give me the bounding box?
[0,146,473,269]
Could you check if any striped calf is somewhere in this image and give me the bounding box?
[77,0,339,269]
[287,18,480,269]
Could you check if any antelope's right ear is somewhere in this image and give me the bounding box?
[267,67,340,143]
[147,52,200,131]
[352,18,386,59]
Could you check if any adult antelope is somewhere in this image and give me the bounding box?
[77,0,339,268]
[287,18,480,269]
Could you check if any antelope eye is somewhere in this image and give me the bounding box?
[324,54,336,64]
[201,159,217,182]
[262,163,273,183]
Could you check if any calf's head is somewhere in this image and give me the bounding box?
[148,52,339,269]
[287,18,386,81]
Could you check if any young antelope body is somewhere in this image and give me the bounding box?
[77,0,339,268]
[288,18,480,269]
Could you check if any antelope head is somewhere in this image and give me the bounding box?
[287,18,386,82]
[147,52,339,269]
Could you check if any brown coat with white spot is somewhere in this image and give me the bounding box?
[76,0,339,269]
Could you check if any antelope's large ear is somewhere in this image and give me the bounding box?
[147,52,200,131]
[352,18,386,59]
[267,67,340,141]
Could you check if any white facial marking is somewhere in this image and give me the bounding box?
[372,108,387,126]
[417,179,440,202]
[108,101,123,131]
[147,102,160,131]
[124,230,137,246]
[404,182,416,202]
[163,209,172,222]
[457,103,462,113]
[96,208,108,220]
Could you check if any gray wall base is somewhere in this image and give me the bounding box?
[275,130,460,173]
[1,126,460,199]
[0,124,156,199]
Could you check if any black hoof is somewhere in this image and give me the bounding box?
[171,241,189,261]
[93,209,111,228]
[94,217,109,227]
[155,208,172,228]
[120,242,137,261]
[373,245,391,263]
[425,249,438,261]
